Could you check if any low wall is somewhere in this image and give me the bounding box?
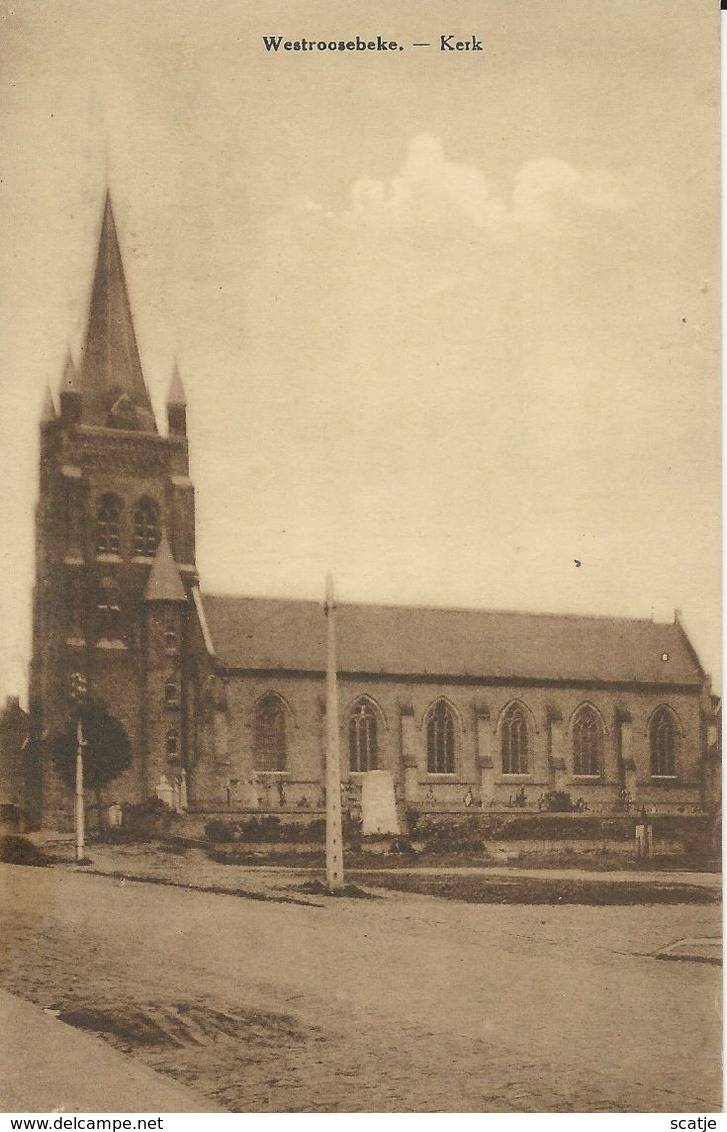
[183,808,711,861]
[483,838,685,859]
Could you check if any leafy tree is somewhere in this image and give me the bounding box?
[51,700,131,793]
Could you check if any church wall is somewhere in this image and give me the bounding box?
[168,479,196,566]
[142,603,187,803]
[88,647,146,807]
[188,673,326,811]
[189,670,705,816]
[180,612,215,806]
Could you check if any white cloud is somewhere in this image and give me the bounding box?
[345,134,508,231]
[513,158,635,225]
[280,135,638,238]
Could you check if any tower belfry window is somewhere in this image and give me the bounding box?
[96,576,122,639]
[133,498,160,557]
[164,681,180,709]
[96,495,122,556]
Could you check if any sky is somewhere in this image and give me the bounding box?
[0,0,720,700]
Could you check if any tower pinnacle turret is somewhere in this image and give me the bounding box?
[40,384,57,426]
[166,361,187,436]
[59,349,80,424]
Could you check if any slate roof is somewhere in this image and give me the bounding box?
[200,594,704,687]
[143,535,187,602]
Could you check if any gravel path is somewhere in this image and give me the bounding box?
[0,861,720,1112]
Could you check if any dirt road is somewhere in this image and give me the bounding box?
[0,863,720,1112]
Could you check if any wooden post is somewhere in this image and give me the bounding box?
[75,717,85,863]
[324,575,344,892]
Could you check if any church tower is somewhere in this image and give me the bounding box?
[28,194,197,828]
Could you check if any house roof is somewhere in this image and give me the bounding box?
[200,594,704,687]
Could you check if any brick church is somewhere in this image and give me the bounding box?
[28,195,719,830]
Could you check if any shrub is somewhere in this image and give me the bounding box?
[303,818,326,843]
[0,835,51,867]
[104,796,174,842]
[204,819,236,843]
[403,811,642,844]
[415,815,488,854]
[205,816,328,844]
[541,791,576,813]
[342,813,362,846]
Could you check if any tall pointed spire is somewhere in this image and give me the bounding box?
[166,360,187,436]
[79,192,157,432]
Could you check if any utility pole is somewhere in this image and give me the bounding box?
[324,575,344,892]
[75,716,86,863]
[70,671,88,863]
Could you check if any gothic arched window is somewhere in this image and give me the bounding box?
[501,702,529,774]
[349,699,378,772]
[166,729,180,758]
[164,680,180,709]
[572,705,603,776]
[254,693,287,771]
[650,706,677,777]
[96,495,122,556]
[426,700,456,774]
[133,498,160,557]
[96,576,121,639]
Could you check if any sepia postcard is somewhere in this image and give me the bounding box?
[0,0,721,1119]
